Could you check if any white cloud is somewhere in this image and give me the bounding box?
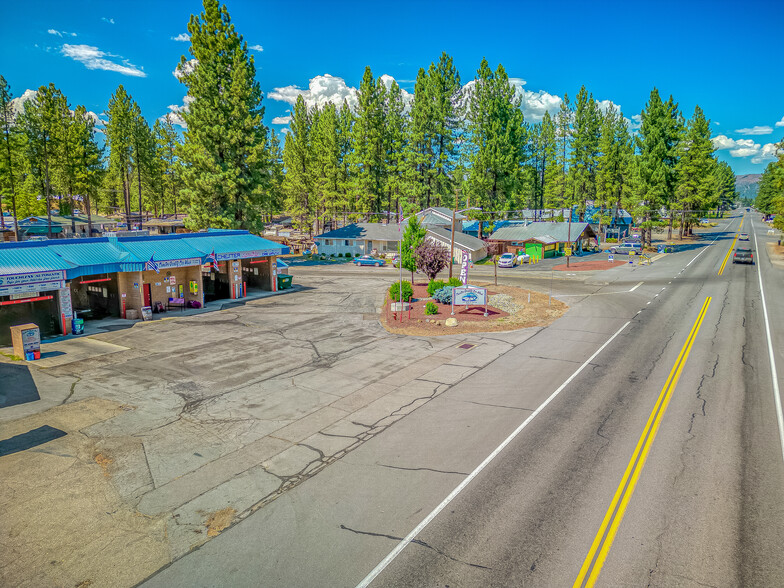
[173,58,197,79]
[775,116,784,128]
[8,89,38,120]
[735,125,773,135]
[61,44,146,77]
[464,76,562,123]
[161,95,194,128]
[751,143,782,164]
[101,17,115,24]
[171,33,190,42]
[713,134,781,164]
[629,114,642,130]
[48,29,76,37]
[271,116,291,124]
[249,44,263,52]
[269,74,359,112]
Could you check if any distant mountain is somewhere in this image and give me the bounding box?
[735,174,762,200]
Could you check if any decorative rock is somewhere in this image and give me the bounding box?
[445,317,458,327]
[435,321,441,326]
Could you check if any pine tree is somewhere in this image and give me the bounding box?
[154,114,183,216]
[548,93,572,213]
[0,76,22,238]
[337,102,355,223]
[427,53,462,207]
[384,79,408,222]
[71,106,103,232]
[265,129,284,221]
[569,86,602,220]
[179,0,270,231]
[674,105,716,237]
[350,66,386,219]
[311,102,342,231]
[130,104,154,227]
[713,160,737,214]
[465,58,526,217]
[596,104,632,232]
[404,67,433,210]
[18,83,67,237]
[283,95,312,232]
[633,88,682,246]
[105,85,136,227]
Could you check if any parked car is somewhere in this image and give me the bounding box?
[738,233,750,241]
[624,234,642,243]
[497,253,517,267]
[517,253,531,264]
[353,254,386,267]
[609,242,643,255]
[733,247,754,264]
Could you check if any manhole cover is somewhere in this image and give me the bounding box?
[458,343,476,350]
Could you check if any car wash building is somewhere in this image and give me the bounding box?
[0,230,288,346]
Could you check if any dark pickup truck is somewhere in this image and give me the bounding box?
[733,247,754,264]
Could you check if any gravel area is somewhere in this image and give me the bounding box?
[488,293,523,314]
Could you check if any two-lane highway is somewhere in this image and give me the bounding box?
[142,213,784,588]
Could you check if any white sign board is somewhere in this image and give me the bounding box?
[608,254,614,262]
[0,280,65,296]
[0,270,65,288]
[453,286,487,306]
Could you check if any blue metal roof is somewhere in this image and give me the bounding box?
[0,230,290,279]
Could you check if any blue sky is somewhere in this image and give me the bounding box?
[2,0,782,175]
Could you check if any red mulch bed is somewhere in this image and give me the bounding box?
[385,281,508,323]
[553,259,629,271]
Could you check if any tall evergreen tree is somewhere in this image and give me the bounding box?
[105,85,136,227]
[70,106,103,233]
[540,111,559,217]
[674,105,716,237]
[569,86,602,219]
[465,58,526,218]
[0,76,22,238]
[19,83,67,237]
[350,66,386,219]
[282,95,312,232]
[427,53,462,207]
[596,104,632,231]
[383,79,408,221]
[154,114,183,216]
[179,0,270,231]
[547,93,572,214]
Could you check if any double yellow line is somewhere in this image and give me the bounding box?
[718,217,743,276]
[574,296,712,587]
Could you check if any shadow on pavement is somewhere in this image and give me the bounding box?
[0,425,67,457]
[0,362,40,408]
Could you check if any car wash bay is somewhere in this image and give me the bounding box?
[0,230,288,346]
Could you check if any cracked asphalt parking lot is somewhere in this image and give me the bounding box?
[0,271,539,588]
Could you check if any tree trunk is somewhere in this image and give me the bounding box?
[668,212,673,240]
[679,209,685,240]
[44,147,52,239]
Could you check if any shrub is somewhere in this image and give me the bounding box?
[415,241,450,280]
[606,238,618,243]
[433,286,453,304]
[389,280,413,302]
[427,279,446,296]
[425,301,439,315]
[447,277,461,287]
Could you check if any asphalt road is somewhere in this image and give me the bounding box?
[142,212,784,588]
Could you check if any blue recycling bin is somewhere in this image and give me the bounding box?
[657,244,665,254]
[71,318,84,335]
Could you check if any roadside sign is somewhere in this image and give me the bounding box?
[452,285,489,317]
[608,254,614,262]
[564,247,572,256]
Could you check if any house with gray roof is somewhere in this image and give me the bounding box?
[426,227,487,262]
[489,222,597,258]
[415,207,467,231]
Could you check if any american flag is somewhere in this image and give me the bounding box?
[145,255,160,274]
[207,249,219,272]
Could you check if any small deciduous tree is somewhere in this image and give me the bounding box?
[415,240,449,281]
[401,215,426,281]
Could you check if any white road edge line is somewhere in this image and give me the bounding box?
[753,219,784,464]
[355,320,633,588]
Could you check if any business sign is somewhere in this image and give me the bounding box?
[453,286,487,306]
[564,247,572,256]
[216,249,281,261]
[0,280,66,296]
[459,250,470,285]
[0,270,65,287]
[155,258,202,269]
[608,254,614,263]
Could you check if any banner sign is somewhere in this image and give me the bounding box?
[0,280,66,296]
[459,250,470,285]
[0,270,65,287]
[453,286,487,306]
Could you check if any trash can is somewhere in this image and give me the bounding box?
[71,318,84,335]
[657,244,665,254]
[277,274,293,290]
